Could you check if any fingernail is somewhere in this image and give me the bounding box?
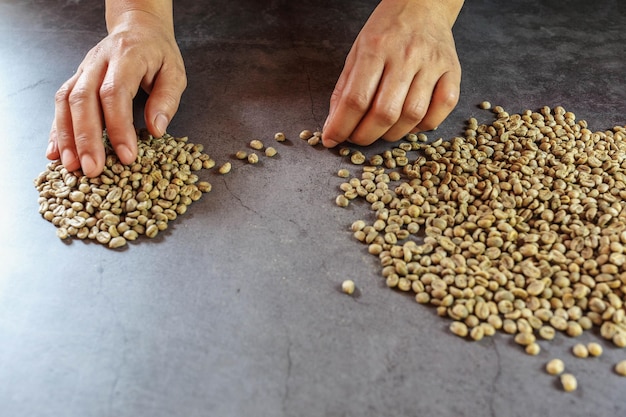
[81,154,97,177]
[61,148,77,167]
[46,141,56,157]
[116,144,135,165]
[154,113,169,138]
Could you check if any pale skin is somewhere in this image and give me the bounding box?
[47,0,464,177]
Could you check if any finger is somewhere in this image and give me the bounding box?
[99,58,146,166]
[68,65,107,177]
[47,119,60,160]
[380,71,434,141]
[53,74,82,172]
[324,52,355,131]
[348,63,414,146]
[144,59,187,139]
[321,55,354,148]
[415,70,461,132]
[322,51,384,148]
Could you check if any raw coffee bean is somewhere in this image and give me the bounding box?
[249,139,264,150]
[560,373,577,392]
[342,280,356,295]
[572,343,589,358]
[219,162,232,174]
[546,359,565,375]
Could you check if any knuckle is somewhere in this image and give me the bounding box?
[359,33,387,51]
[372,103,402,126]
[73,133,92,148]
[439,88,460,109]
[160,92,181,113]
[403,103,428,126]
[329,88,343,107]
[54,83,72,103]
[167,61,188,90]
[67,86,91,107]
[343,91,371,113]
[173,71,188,93]
[99,81,118,101]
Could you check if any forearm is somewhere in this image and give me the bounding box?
[105,0,174,33]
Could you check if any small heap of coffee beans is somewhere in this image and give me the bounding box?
[34,130,213,248]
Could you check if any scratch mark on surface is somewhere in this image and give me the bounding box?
[8,78,51,97]
[304,69,320,127]
[488,338,502,417]
[287,35,322,129]
[222,178,261,216]
[282,337,293,416]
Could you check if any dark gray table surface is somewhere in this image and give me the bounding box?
[1,1,625,416]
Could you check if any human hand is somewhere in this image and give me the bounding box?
[47,9,187,177]
[322,0,463,148]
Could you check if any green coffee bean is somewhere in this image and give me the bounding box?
[249,139,264,150]
[587,342,603,357]
[248,153,259,164]
[342,280,356,295]
[479,101,492,110]
[336,195,349,208]
[299,130,312,140]
[560,373,577,392]
[525,342,540,356]
[546,359,565,375]
[108,236,127,249]
[338,169,350,178]
[449,321,468,338]
[572,343,589,358]
[219,162,232,174]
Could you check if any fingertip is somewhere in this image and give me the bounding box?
[116,143,137,165]
[46,140,59,160]
[80,154,99,178]
[416,120,439,132]
[322,118,344,148]
[105,125,138,166]
[152,112,169,138]
[381,133,405,143]
[61,148,81,172]
[322,135,342,148]
[47,126,60,159]
[145,72,184,139]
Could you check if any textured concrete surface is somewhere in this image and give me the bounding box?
[1,1,625,416]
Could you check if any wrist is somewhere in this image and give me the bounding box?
[380,0,464,27]
[105,0,174,34]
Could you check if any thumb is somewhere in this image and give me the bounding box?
[144,68,187,138]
